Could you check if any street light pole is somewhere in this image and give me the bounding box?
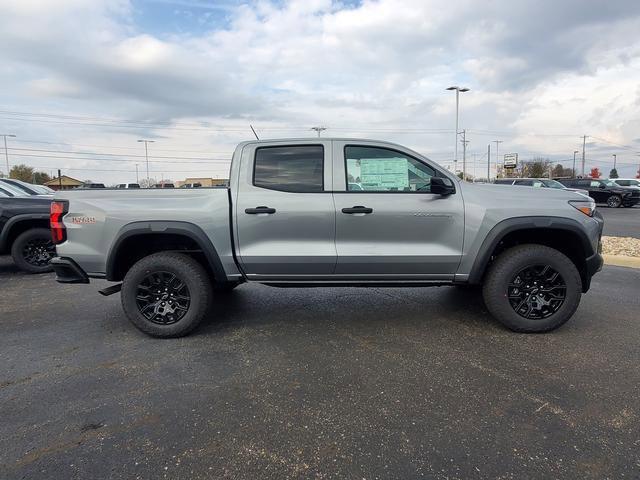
[446,87,470,172]
[135,164,139,183]
[573,150,579,178]
[493,140,503,177]
[1,134,16,178]
[137,139,155,187]
[612,154,617,170]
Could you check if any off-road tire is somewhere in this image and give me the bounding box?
[11,228,55,274]
[121,252,212,338]
[482,244,582,333]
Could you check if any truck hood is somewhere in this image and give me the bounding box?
[459,181,585,201]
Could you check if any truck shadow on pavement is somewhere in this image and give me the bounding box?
[194,284,500,337]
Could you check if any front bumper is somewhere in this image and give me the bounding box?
[50,256,90,284]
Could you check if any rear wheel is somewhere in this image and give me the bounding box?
[482,244,582,333]
[606,195,622,208]
[11,228,55,274]
[121,252,212,338]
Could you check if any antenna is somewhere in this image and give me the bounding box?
[250,124,259,140]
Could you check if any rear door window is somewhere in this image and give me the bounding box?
[254,145,324,192]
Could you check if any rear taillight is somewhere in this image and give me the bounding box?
[50,200,68,244]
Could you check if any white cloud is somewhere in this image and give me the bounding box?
[1,0,640,182]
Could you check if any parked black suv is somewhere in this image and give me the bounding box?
[557,178,640,208]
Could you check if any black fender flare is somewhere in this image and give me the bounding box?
[105,221,226,282]
[467,216,596,284]
[0,213,50,252]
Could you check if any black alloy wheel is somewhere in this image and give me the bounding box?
[22,237,55,268]
[507,264,566,320]
[135,271,191,325]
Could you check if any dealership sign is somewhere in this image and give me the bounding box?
[504,153,518,169]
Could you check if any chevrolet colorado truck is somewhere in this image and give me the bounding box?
[49,139,604,337]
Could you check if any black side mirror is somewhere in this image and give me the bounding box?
[431,177,455,195]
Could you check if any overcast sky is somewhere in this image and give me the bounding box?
[1,0,640,183]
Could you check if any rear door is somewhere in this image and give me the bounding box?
[331,141,464,279]
[234,141,336,279]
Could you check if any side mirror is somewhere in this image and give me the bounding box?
[599,184,606,189]
[430,177,455,195]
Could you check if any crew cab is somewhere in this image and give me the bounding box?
[50,139,604,337]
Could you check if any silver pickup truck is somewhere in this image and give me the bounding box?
[50,138,604,337]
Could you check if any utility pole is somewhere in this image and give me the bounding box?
[1,134,16,178]
[137,139,155,187]
[460,129,468,180]
[612,154,617,170]
[487,144,491,182]
[573,150,579,178]
[446,86,470,172]
[493,140,503,177]
[581,135,587,177]
[58,169,62,190]
[135,164,139,183]
[311,126,327,137]
[473,153,477,180]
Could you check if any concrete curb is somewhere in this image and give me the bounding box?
[603,254,640,269]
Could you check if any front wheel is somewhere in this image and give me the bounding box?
[482,244,582,333]
[11,228,55,274]
[121,252,212,338]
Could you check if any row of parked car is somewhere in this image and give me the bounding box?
[494,177,640,208]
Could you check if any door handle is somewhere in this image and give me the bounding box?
[245,206,276,214]
[341,206,373,214]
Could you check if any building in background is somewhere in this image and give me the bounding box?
[175,177,229,188]
[44,175,83,190]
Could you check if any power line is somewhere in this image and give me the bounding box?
[7,152,232,164]
[8,147,230,162]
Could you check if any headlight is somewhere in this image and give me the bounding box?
[569,199,596,217]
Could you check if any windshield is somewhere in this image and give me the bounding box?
[603,180,617,187]
[542,179,566,189]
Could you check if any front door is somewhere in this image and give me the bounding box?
[332,142,464,279]
[235,142,337,279]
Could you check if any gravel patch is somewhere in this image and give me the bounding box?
[602,236,640,257]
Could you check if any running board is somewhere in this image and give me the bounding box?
[99,283,122,296]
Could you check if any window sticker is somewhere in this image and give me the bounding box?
[348,157,409,191]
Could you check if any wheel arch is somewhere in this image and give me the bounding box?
[468,216,596,291]
[0,214,50,253]
[106,221,227,282]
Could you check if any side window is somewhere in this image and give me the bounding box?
[532,181,544,187]
[514,180,533,186]
[590,181,601,188]
[345,146,435,192]
[254,145,324,193]
[616,180,628,186]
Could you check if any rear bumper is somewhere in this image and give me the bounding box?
[50,256,90,284]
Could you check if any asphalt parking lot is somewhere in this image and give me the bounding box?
[1,256,639,479]
[599,205,640,238]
